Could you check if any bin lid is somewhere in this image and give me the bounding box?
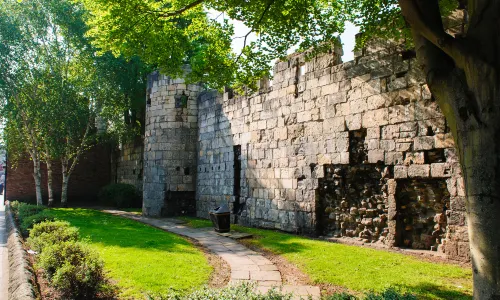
[211,204,230,214]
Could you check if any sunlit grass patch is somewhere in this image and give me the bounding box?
[180,216,472,299]
[48,209,211,299]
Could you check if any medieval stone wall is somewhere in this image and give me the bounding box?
[111,139,144,194]
[194,42,469,261]
[142,72,202,216]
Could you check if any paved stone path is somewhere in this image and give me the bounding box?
[0,194,9,300]
[103,210,320,299]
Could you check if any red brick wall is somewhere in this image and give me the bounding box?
[6,145,111,204]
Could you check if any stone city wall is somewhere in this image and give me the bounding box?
[194,41,469,261]
[111,139,144,194]
[142,72,202,216]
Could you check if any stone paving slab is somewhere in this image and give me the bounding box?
[102,210,320,299]
[217,231,253,239]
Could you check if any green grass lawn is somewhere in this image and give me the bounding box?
[47,209,212,299]
[179,216,472,299]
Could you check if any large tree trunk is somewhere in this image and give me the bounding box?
[32,157,43,206]
[461,123,500,299]
[398,0,500,297]
[46,160,54,207]
[61,159,69,208]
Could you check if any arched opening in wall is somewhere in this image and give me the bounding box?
[395,179,450,251]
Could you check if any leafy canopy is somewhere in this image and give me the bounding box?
[78,0,463,89]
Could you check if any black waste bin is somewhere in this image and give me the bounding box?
[209,204,230,233]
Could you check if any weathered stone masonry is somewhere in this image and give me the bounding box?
[124,40,469,261]
[142,72,202,216]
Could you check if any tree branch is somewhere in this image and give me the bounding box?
[235,0,275,63]
[398,0,468,69]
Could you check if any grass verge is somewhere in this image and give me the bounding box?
[47,209,212,299]
[178,216,472,299]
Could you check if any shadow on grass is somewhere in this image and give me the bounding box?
[399,282,472,300]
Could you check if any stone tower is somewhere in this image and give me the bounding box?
[142,71,203,216]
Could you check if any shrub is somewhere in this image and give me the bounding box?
[20,211,56,237]
[322,288,416,300]
[27,220,79,253]
[17,203,45,223]
[326,293,357,300]
[148,283,293,300]
[98,183,138,208]
[37,241,105,299]
[10,200,21,215]
[365,288,416,300]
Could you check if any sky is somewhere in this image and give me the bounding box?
[217,10,360,64]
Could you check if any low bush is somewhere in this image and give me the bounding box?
[364,288,416,300]
[17,203,46,223]
[148,283,293,300]
[9,200,21,215]
[27,220,79,253]
[149,285,417,300]
[20,211,56,237]
[37,241,105,299]
[324,288,416,300]
[98,183,138,208]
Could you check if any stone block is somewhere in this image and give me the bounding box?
[366,94,386,110]
[350,98,368,114]
[345,114,362,130]
[385,152,404,165]
[323,117,346,133]
[408,164,430,178]
[395,142,411,152]
[380,140,396,151]
[394,165,408,179]
[434,133,455,148]
[366,127,381,139]
[404,152,425,165]
[430,163,452,178]
[388,104,415,124]
[368,150,385,163]
[327,91,347,105]
[413,136,435,150]
[321,83,339,95]
[448,211,466,226]
[362,108,389,128]
[450,197,466,211]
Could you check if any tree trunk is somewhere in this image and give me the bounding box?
[397,0,500,296]
[61,160,69,208]
[458,113,500,299]
[33,158,43,206]
[46,160,54,207]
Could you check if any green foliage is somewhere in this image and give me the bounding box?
[37,240,105,299]
[98,183,139,208]
[147,283,292,300]
[364,288,416,300]
[20,211,56,237]
[0,0,152,204]
[27,220,79,253]
[77,0,347,90]
[325,293,358,300]
[322,288,416,300]
[17,203,46,223]
[49,208,211,298]
[9,200,22,215]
